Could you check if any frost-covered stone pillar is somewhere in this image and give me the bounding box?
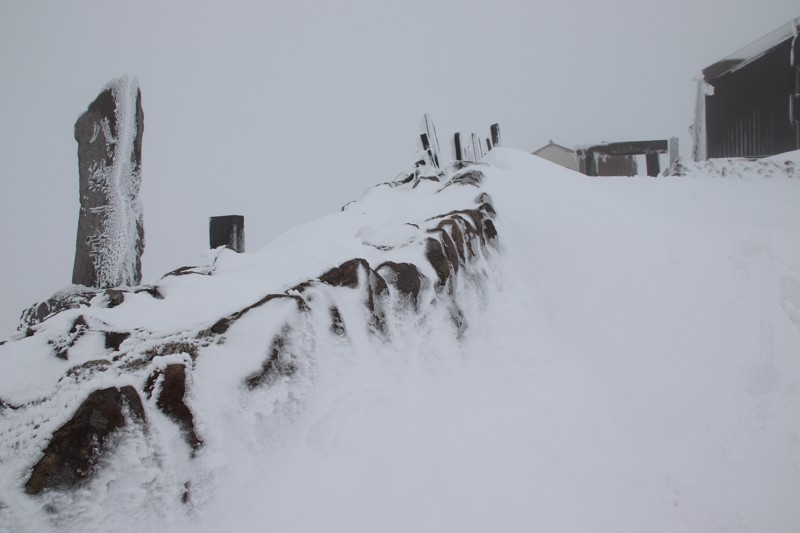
[72,76,144,288]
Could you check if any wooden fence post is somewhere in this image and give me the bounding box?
[472,133,483,159]
[645,152,661,177]
[490,123,501,147]
[668,137,679,176]
[453,133,463,161]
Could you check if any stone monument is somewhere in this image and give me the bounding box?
[72,76,144,288]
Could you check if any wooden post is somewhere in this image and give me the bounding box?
[453,133,463,161]
[490,123,501,147]
[583,150,598,176]
[471,133,483,159]
[420,133,430,151]
[645,152,661,177]
[210,215,245,252]
[668,137,679,176]
[421,133,436,168]
[423,114,440,168]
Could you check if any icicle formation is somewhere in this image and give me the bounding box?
[72,76,144,288]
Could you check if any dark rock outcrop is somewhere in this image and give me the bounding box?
[18,284,161,332]
[49,315,89,360]
[18,286,99,331]
[72,76,144,289]
[152,365,202,451]
[319,258,370,289]
[377,262,423,308]
[104,331,131,352]
[329,306,346,336]
[206,293,308,336]
[425,238,451,287]
[11,155,504,506]
[24,386,145,495]
[320,259,389,335]
[244,330,298,389]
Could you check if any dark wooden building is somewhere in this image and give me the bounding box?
[693,18,800,160]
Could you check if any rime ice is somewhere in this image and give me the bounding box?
[72,76,144,288]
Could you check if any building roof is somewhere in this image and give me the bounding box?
[532,140,575,155]
[702,17,800,81]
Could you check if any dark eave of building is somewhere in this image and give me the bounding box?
[702,17,799,82]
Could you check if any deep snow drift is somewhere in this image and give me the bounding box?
[1,148,799,532]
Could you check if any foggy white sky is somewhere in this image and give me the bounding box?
[1,0,797,336]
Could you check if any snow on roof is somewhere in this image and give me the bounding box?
[702,17,800,81]
[532,140,575,155]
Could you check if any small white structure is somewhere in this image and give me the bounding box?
[532,140,579,172]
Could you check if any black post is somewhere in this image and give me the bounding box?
[584,150,598,176]
[210,215,245,252]
[471,133,482,159]
[490,123,501,147]
[423,114,441,168]
[421,133,437,167]
[420,133,430,151]
[645,152,661,177]
[454,132,463,161]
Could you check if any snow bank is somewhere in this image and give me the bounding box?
[1,149,799,532]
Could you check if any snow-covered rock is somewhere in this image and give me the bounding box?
[1,149,799,532]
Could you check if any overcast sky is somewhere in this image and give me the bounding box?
[1,0,798,336]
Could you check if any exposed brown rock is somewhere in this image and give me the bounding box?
[0,397,20,411]
[18,287,99,330]
[49,316,89,360]
[450,215,477,257]
[319,258,389,334]
[451,170,483,186]
[377,262,423,307]
[133,286,163,299]
[207,293,308,336]
[478,202,496,218]
[141,341,198,360]
[329,306,346,336]
[155,365,202,451]
[104,289,125,308]
[244,331,297,389]
[483,219,498,242]
[24,386,145,495]
[436,220,466,261]
[438,169,484,192]
[436,229,460,274]
[64,359,111,380]
[474,192,492,205]
[425,238,450,287]
[319,258,370,288]
[104,331,130,352]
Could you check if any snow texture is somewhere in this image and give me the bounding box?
[1,149,800,532]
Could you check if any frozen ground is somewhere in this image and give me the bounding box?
[1,148,799,532]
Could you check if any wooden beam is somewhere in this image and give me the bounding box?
[586,140,669,156]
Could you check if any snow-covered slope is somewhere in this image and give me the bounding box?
[1,149,799,532]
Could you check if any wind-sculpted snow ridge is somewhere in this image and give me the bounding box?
[673,150,800,178]
[3,148,799,532]
[0,161,498,530]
